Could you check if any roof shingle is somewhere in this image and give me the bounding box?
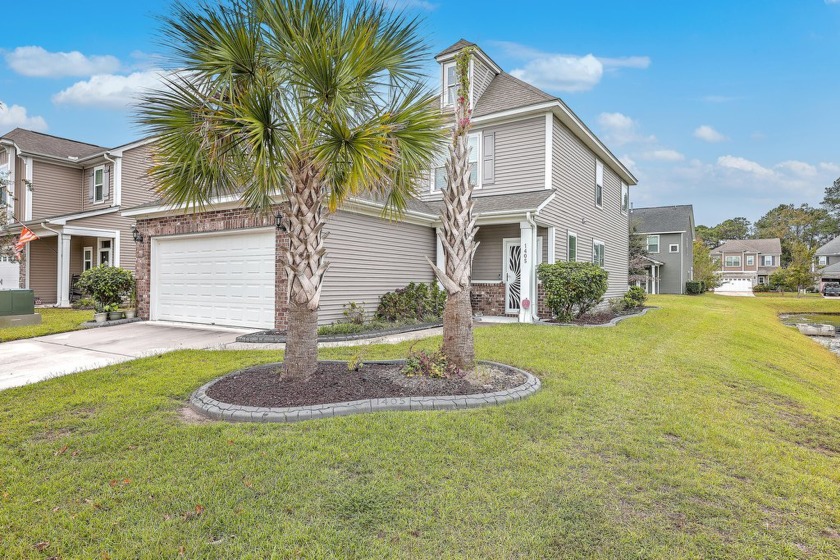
[629,205,694,234]
[816,236,840,256]
[472,72,556,118]
[711,238,782,255]
[1,128,106,159]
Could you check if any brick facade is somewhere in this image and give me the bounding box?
[470,282,550,319]
[134,206,290,330]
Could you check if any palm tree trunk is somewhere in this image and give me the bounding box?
[443,288,474,369]
[281,160,329,380]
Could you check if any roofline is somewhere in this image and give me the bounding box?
[471,102,637,186]
[1,129,105,151]
[633,230,687,235]
[631,204,694,211]
[435,45,502,75]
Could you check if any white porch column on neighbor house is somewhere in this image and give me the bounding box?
[435,228,444,290]
[651,264,657,295]
[519,220,535,322]
[57,233,72,307]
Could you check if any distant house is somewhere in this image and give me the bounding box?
[710,238,782,291]
[629,205,695,294]
[815,237,840,288]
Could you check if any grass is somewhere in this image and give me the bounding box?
[2,295,840,558]
[0,308,91,342]
[318,316,440,336]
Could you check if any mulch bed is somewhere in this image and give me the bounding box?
[205,361,525,407]
[544,307,648,326]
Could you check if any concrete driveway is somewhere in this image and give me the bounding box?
[0,322,253,391]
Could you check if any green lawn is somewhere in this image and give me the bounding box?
[0,308,91,342]
[2,295,840,558]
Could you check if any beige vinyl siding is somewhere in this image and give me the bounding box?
[473,223,549,282]
[319,211,436,325]
[548,116,629,299]
[472,59,495,102]
[0,147,7,166]
[120,144,157,209]
[31,161,84,219]
[29,237,58,304]
[71,212,137,272]
[81,163,115,212]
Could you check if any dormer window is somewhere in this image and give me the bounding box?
[443,62,458,106]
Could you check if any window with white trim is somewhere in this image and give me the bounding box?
[746,255,755,266]
[432,132,480,191]
[621,182,628,215]
[758,276,765,285]
[98,239,112,266]
[443,62,458,106]
[818,256,828,266]
[592,240,605,267]
[567,231,577,261]
[595,160,603,208]
[725,255,741,267]
[83,247,93,271]
[647,235,660,253]
[763,255,774,266]
[94,166,105,203]
[669,244,679,253]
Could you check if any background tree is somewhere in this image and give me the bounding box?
[427,48,478,370]
[714,217,752,241]
[0,170,16,260]
[754,203,836,264]
[694,224,718,248]
[821,176,840,217]
[141,0,443,379]
[784,242,819,295]
[628,219,649,285]
[692,239,721,289]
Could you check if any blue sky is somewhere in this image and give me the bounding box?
[1,0,839,226]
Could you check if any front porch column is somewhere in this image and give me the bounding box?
[519,220,535,322]
[57,233,71,307]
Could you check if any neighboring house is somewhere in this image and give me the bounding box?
[0,129,157,305]
[629,205,695,294]
[710,238,782,291]
[815,237,840,288]
[119,39,636,329]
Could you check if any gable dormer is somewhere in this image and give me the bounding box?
[435,39,501,110]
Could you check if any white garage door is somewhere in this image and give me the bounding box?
[716,278,753,293]
[152,229,275,329]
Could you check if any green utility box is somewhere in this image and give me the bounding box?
[0,290,40,328]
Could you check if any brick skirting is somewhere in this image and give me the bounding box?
[134,206,290,330]
[470,283,550,320]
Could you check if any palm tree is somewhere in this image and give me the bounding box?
[140,0,443,379]
[427,48,478,370]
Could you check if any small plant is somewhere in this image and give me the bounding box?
[623,286,647,308]
[402,346,461,379]
[609,297,628,313]
[71,297,96,310]
[685,281,704,295]
[103,303,120,313]
[75,265,134,313]
[342,301,366,325]
[347,351,365,372]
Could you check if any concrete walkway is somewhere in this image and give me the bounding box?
[0,321,444,391]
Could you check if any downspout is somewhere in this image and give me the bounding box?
[526,211,539,321]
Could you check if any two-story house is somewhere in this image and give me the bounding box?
[710,238,782,291]
[629,205,695,294]
[815,237,840,288]
[0,129,156,306]
[123,39,637,329]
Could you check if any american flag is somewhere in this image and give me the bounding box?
[14,226,38,260]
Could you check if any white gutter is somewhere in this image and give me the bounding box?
[102,152,121,206]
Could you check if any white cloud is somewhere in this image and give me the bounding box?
[826,0,840,4]
[52,70,165,109]
[0,101,48,131]
[494,42,649,93]
[819,162,840,174]
[776,160,817,177]
[5,46,120,78]
[597,112,656,146]
[717,155,774,177]
[694,125,727,143]
[642,149,685,162]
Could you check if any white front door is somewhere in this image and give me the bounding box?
[152,229,276,329]
[503,239,521,314]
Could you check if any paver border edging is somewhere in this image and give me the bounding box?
[81,317,144,329]
[235,322,443,343]
[189,360,540,423]
[537,306,657,328]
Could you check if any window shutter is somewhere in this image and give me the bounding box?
[482,132,495,184]
[88,170,94,202]
[103,166,110,200]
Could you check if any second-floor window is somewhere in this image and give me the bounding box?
[595,160,604,208]
[763,255,774,266]
[592,240,605,267]
[432,133,480,191]
[819,256,828,266]
[746,255,755,266]
[725,256,741,267]
[647,235,660,253]
[621,182,628,215]
[444,62,458,106]
[94,166,105,203]
[669,244,679,253]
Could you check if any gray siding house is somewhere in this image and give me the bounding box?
[815,237,840,288]
[0,129,157,305]
[117,39,637,329]
[629,205,695,294]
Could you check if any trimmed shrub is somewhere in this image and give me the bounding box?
[752,283,770,293]
[376,282,445,322]
[685,281,703,295]
[75,265,134,312]
[624,286,647,308]
[537,262,608,321]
